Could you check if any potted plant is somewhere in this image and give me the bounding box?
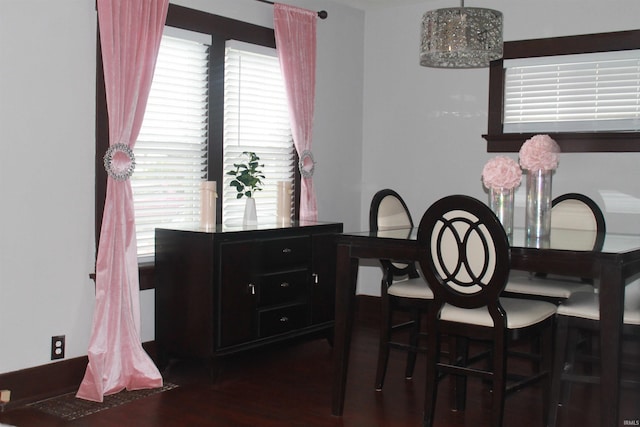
[227,151,265,225]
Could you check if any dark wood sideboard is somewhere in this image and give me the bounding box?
[155,221,343,377]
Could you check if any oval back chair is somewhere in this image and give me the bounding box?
[369,189,433,391]
[505,193,606,302]
[417,195,556,427]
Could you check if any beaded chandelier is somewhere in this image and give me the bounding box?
[420,1,503,68]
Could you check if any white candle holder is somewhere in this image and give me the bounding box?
[277,181,292,226]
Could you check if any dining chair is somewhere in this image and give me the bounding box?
[417,195,557,427]
[547,279,640,427]
[369,189,433,391]
[504,193,606,303]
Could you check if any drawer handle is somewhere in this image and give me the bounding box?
[279,316,289,323]
[280,282,290,288]
[282,248,292,254]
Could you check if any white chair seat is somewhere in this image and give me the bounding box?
[440,297,557,329]
[505,270,594,299]
[388,277,434,299]
[557,280,640,325]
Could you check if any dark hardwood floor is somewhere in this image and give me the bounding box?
[0,316,638,427]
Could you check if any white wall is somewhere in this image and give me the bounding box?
[0,0,363,374]
[356,0,640,295]
[0,0,98,373]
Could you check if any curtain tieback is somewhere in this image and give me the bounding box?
[299,150,316,178]
[104,143,136,181]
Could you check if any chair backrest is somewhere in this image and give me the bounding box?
[551,193,606,251]
[370,189,413,231]
[370,189,417,276]
[417,195,511,311]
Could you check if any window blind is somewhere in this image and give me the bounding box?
[223,41,295,226]
[503,49,640,133]
[132,29,210,261]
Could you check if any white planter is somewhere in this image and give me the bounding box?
[243,197,257,226]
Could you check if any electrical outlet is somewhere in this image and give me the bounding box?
[51,335,65,360]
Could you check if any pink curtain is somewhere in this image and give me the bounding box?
[274,3,318,222]
[77,0,169,402]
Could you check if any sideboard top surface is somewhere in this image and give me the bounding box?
[156,220,343,239]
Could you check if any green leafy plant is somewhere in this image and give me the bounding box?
[226,151,265,199]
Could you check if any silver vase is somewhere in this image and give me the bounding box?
[525,169,552,248]
[488,187,515,244]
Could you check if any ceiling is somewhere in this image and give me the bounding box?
[328,0,430,10]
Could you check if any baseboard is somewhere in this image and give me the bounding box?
[0,356,88,412]
[0,342,156,412]
[0,297,380,412]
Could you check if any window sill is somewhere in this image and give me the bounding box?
[89,262,156,290]
[483,132,640,153]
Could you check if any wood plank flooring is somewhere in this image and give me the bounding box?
[0,318,637,427]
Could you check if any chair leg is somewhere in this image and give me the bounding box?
[423,312,440,427]
[548,315,570,427]
[405,308,421,379]
[491,335,507,427]
[540,320,554,426]
[451,336,468,411]
[559,322,581,407]
[375,291,392,391]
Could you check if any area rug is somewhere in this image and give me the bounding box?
[29,383,178,421]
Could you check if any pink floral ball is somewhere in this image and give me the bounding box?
[482,156,522,190]
[519,134,561,172]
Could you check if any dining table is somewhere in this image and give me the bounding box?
[331,226,640,427]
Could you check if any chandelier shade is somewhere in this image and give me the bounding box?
[420,2,503,68]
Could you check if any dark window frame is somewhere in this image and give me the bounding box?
[95,4,301,289]
[483,29,640,153]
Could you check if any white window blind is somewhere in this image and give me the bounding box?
[132,29,210,261]
[223,41,294,226]
[503,50,640,133]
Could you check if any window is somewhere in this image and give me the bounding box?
[484,29,640,152]
[131,34,294,260]
[504,50,640,133]
[132,28,210,261]
[95,5,300,284]
[223,41,294,225]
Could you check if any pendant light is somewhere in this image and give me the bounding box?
[420,0,503,68]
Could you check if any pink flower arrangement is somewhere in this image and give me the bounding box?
[482,156,522,190]
[518,134,561,172]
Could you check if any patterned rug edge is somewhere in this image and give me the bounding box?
[28,383,178,421]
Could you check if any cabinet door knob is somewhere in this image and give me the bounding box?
[280,282,290,288]
[282,248,292,254]
[248,283,256,295]
[279,316,289,322]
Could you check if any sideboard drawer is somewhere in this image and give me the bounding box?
[259,270,308,307]
[261,236,310,269]
[259,304,307,338]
